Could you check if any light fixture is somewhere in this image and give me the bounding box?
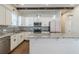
[70,4,75,7]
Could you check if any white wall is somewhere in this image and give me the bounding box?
[71,6,79,33]
[63,12,73,33]
[30,38,79,54]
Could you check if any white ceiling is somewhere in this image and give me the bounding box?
[13,4,77,16]
[13,4,78,8]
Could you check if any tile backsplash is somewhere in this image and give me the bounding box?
[0,25,50,33]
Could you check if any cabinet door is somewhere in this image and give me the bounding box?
[10,35,17,50]
[0,5,5,25]
[25,17,33,26]
[10,33,24,51]
[6,9,12,25]
[20,33,24,43]
[18,16,22,26]
[17,34,22,45]
[12,13,18,26]
[50,20,55,32]
[18,16,25,26]
[24,32,30,40]
[55,20,61,32]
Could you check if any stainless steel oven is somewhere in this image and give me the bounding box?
[34,22,41,33]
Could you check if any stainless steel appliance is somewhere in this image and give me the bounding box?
[34,22,41,33]
[0,36,10,54]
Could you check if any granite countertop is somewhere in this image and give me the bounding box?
[26,32,79,38]
[0,33,14,38]
[0,31,24,38]
[0,31,79,39]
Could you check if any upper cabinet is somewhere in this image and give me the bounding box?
[18,16,22,26]
[0,5,6,25]
[0,5,18,26]
[11,12,18,26]
[5,9,12,25]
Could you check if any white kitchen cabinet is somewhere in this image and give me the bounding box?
[30,38,79,54]
[18,16,22,26]
[11,13,18,26]
[10,34,20,50]
[50,20,61,33]
[21,32,25,41]
[24,32,32,40]
[50,11,61,33]
[25,17,33,26]
[10,34,18,50]
[18,33,24,44]
[15,33,24,48]
[18,16,26,26]
[30,39,57,54]
[0,5,18,26]
[55,20,61,32]
[5,9,12,25]
[10,33,24,51]
[0,5,5,25]
[50,20,56,32]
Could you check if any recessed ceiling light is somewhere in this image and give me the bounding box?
[70,4,74,6]
[20,4,25,5]
[43,4,48,6]
[45,4,48,6]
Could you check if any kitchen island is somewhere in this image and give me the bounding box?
[24,32,79,54]
[1,31,79,54]
[0,31,25,54]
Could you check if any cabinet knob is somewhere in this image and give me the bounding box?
[14,39,16,42]
[20,35,22,38]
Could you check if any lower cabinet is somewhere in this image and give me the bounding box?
[0,36,10,54]
[18,33,24,44]
[0,33,25,54]
[10,34,18,50]
[24,32,31,40]
[10,33,24,51]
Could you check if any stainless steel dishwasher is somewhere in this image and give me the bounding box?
[0,36,10,54]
